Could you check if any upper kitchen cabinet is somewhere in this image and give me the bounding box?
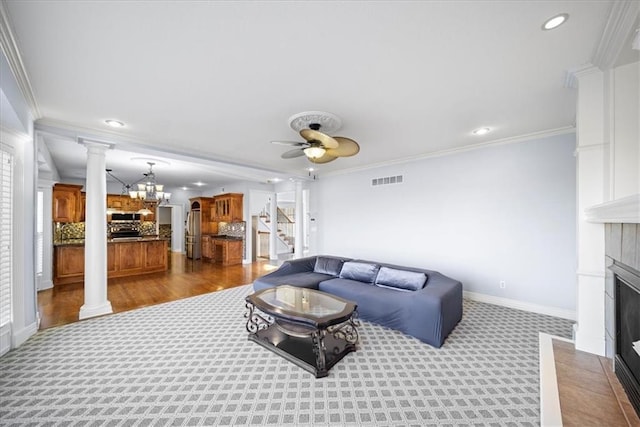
[53,183,83,223]
[190,197,216,234]
[79,192,86,222]
[212,193,243,222]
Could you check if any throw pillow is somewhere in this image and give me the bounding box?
[375,267,427,291]
[339,261,380,283]
[313,256,345,276]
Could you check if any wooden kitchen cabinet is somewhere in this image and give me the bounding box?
[79,192,86,222]
[212,238,242,266]
[53,239,169,285]
[201,235,212,259]
[212,193,243,222]
[189,197,216,234]
[53,183,83,223]
[53,245,85,284]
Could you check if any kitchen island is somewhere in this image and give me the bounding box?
[53,237,169,285]
[201,234,243,266]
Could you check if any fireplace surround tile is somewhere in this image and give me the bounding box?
[609,223,623,261]
[621,223,637,270]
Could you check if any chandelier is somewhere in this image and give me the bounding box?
[106,161,171,213]
[128,162,171,203]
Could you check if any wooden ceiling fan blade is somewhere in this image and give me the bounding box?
[281,149,306,159]
[308,153,338,164]
[327,137,360,157]
[299,129,339,149]
[271,140,307,147]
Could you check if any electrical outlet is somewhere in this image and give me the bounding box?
[499,281,506,289]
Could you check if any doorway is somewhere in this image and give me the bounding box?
[157,204,184,253]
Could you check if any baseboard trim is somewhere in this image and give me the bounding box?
[464,291,576,320]
[11,321,38,349]
[0,328,10,356]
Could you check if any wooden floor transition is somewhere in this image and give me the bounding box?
[38,259,640,425]
[553,339,640,426]
[38,252,276,329]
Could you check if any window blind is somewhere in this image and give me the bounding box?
[0,147,13,329]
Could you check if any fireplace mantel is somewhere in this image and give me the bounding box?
[585,194,640,224]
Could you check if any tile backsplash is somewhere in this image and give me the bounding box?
[219,221,246,238]
[55,222,85,241]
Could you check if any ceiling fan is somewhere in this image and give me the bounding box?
[272,122,360,164]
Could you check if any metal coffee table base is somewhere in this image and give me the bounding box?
[245,303,359,378]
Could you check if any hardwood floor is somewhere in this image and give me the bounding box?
[38,252,279,329]
[553,339,640,426]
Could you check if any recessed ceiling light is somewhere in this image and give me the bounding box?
[181,186,188,191]
[307,168,315,172]
[271,178,282,183]
[105,119,125,128]
[542,13,568,31]
[193,182,205,187]
[472,127,491,136]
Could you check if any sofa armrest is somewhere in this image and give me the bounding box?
[406,273,463,347]
[261,256,318,279]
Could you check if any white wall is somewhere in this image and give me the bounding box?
[314,133,576,313]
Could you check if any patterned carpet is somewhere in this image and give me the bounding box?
[0,284,572,426]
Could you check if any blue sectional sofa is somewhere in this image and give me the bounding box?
[252,255,463,348]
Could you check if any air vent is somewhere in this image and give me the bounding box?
[371,175,403,186]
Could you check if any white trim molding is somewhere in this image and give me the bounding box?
[463,291,576,321]
[564,63,599,89]
[0,0,41,118]
[585,194,640,224]
[325,126,576,178]
[592,0,640,70]
[11,320,37,348]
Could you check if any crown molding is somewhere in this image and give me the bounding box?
[0,0,41,118]
[592,0,640,70]
[564,63,600,89]
[323,126,576,178]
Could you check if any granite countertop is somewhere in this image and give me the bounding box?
[206,234,243,241]
[54,236,170,246]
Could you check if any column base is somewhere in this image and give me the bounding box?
[79,301,113,320]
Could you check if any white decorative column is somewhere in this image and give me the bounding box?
[269,193,278,260]
[294,181,304,259]
[79,140,113,320]
[574,66,607,355]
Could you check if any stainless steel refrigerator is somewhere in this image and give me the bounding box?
[186,210,201,259]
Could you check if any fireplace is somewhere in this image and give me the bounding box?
[611,261,640,416]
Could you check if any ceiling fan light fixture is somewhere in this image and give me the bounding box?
[303,146,326,159]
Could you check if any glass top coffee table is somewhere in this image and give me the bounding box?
[245,285,359,378]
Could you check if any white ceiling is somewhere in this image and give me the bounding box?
[3,1,637,191]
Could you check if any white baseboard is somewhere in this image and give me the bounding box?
[37,279,53,291]
[79,302,113,320]
[11,321,38,348]
[463,291,576,321]
[0,328,10,356]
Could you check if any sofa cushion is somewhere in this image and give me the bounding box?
[375,266,427,291]
[313,256,345,276]
[339,261,379,284]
